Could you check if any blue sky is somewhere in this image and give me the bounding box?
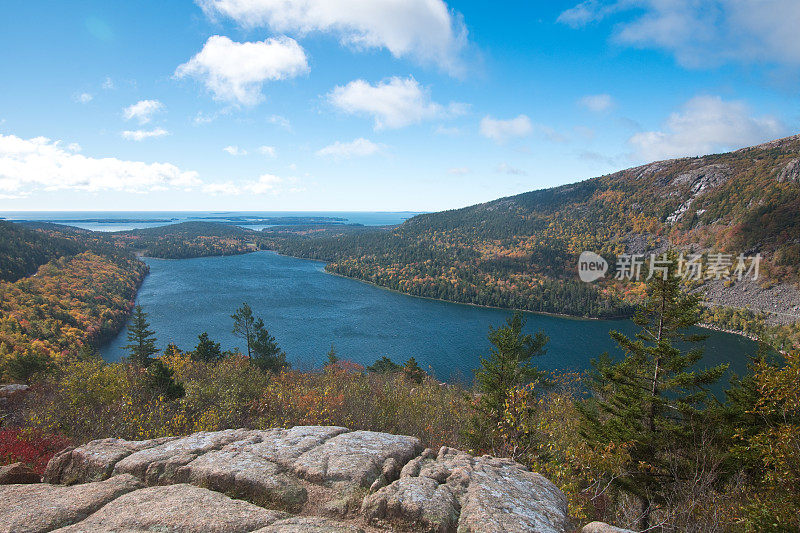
[0,0,798,211]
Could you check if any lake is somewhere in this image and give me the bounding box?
[101,251,759,385]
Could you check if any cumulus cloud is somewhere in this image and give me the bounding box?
[176,35,308,105]
[328,77,462,130]
[558,0,800,68]
[480,115,533,143]
[247,173,284,194]
[0,133,199,195]
[223,145,248,156]
[316,138,382,159]
[629,95,786,161]
[123,100,165,124]
[121,128,170,141]
[578,94,614,112]
[197,0,468,75]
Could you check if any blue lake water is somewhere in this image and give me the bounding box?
[102,251,759,385]
[0,211,420,232]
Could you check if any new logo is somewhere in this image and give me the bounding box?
[578,251,608,282]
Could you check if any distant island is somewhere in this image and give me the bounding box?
[20,218,178,224]
[188,215,350,226]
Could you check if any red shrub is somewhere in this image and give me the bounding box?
[0,428,71,475]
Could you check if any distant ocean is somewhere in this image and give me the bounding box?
[0,211,422,232]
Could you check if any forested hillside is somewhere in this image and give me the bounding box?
[262,135,800,322]
[23,221,260,259]
[0,221,86,282]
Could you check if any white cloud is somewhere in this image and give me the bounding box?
[558,0,800,68]
[258,145,276,157]
[0,133,200,195]
[223,145,248,156]
[74,93,93,104]
[480,115,533,143]
[629,95,786,161]
[197,0,468,75]
[247,173,284,194]
[176,35,308,106]
[102,77,115,90]
[447,167,470,175]
[267,114,292,130]
[496,162,527,175]
[121,128,170,141]
[328,77,462,130]
[316,138,382,159]
[123,100,165,124]
[578,94,614,112]
[557,0,619,28]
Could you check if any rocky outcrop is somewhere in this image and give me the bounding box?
[1,426,570,532]
[666,164,731,224]
[0,473,143,533]
[0,462,40,484]
[363,446,567,532]
[581,521,635,533]
[777,158,800,183]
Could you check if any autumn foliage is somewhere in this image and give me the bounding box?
[0,252,147,365]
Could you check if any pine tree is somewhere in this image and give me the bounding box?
[324,343,339,368]
[367,356,401,373]
[580,254,728,529]
[468,312,548,451]
[143,359,185,400]
[231,303,256,358]
[123,305,158,367]
[192,332,222,362]
[251,321,289,373]
[402,357,425,383]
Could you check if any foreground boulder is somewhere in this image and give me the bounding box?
[363,446,568,533]
[0,473,142,533]
[0,462,41,484]
[4,426,573,532]
[52,483,286,533]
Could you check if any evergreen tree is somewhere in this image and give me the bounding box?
[402,357,425,383]
[143,359,185,400]
[367,356,401,373]
[580,255,728,529]
[192,332,222,362]
[251,321,289,373]
[123,305,158,367]
[324,343,339,368]
[231,303,256,358]
[6,349,55,384]
[471,312,549,436]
